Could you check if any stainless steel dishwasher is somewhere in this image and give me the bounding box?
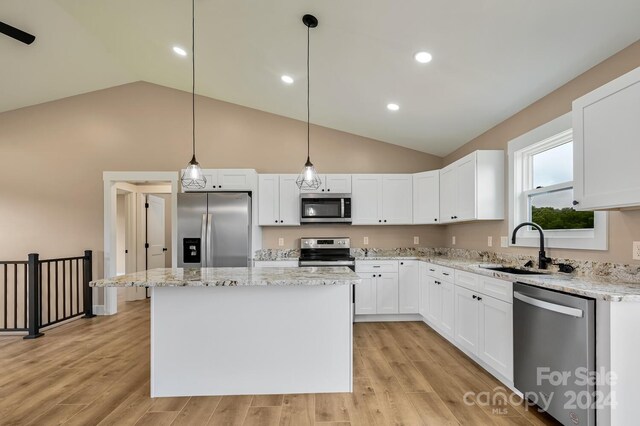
[513,282,595,426]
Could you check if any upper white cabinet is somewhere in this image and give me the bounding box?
[182,169,257,192]
[573,66,640,210]
[352,175,413,225]
[439,150,504,224]
[300,174,352,194]
[258,174,300,226]
[413,171,440,224]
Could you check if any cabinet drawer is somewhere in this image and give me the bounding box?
[455,270,480,292]
[356,260,398,273]
[478,275,513,303]
[439,266,455,281]
[424,263,440,277]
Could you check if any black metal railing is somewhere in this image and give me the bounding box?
[0,250,95,339]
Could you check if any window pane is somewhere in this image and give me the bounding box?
[529,188,594,230]
[532,142,573,188]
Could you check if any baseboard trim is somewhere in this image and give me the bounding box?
[354,313,423,322]
[93,305,107,316]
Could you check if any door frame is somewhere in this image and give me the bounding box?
[103,172,179,315]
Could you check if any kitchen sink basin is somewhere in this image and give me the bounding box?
[481,266,547,275]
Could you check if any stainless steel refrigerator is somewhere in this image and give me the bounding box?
[178,192,252,267]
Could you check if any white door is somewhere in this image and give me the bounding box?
[146,195,167,270]
[376,273,399,314]
[454,286,479,354]
[399,260,420,313]
[439,167,456,223]
[278,175,300,225]
[426,277,442,325]
[325,174,352,193]
[440,280,455,338]
[456,155,477,221]
[413,171,440,224]
[258,175,279,225]
[352,175,382,224]
[355,273,377,315]
[478,296,513,381]
[382,175,413,224]
[299,175,326,194]
[217,170,253,191]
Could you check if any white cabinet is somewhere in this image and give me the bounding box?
[299,174,352,194]
[478,295,513,380]
[573,66,640,210]
[423,275,454,339]
[439,150,504,223]
[399,260,419,313]
[454,286,480,354]
[419,262,429,317]
[355,260,400,315]
[440,281,455,338]
[355,273,377,315]
[352,175,412,225]
[426,277,442,325]
[376,273,399,314]
[181,169,256,192]
[258,174,300,226]
[413,171,440,224]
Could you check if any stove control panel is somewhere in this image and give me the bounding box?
[300,237,350,249]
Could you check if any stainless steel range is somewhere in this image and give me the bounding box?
[298,237,355,270]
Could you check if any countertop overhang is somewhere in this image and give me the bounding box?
[90,266,361,288]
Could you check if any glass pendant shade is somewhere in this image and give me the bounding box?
[296,157,322,190]
[181,155,207,189]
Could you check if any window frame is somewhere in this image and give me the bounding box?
[508,113,608,251]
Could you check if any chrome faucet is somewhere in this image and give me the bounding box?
[511,222,552,269]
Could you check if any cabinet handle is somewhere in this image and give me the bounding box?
[434,218,438,222]
[400,262,404,265]
[384,219,387,223]
[322,189,325,192]
[280,220,284,223]
[477,297,483,301]
[327,189,330,192]
[378,274,382,277]
[450,216,454,219]
[379,220,382,223]
[435,280,441,285]
[372,274,376,277]
[219,185,222,188]
[472,295,477,299]
[572,200,579,206]
[429,269,435,272]
[275,220,278,223]
[443,272,450,276]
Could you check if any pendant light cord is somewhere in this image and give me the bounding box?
[306,23,310,160]
[192,0,196,158]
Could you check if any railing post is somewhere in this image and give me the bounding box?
[24,253,43,339]
[82,250,96,318]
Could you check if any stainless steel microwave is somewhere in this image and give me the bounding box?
[300,193,352,224]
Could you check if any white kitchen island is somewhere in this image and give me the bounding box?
[91,267,360,397]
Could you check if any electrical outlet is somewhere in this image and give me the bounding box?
[364,236,369,245]
[633,241,640,260]
[452,236,456,245]
[414,236,419,245]
[487,236,493,247]
[501,236,509,248]
[278,238,284,247]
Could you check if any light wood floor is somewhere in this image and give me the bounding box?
[0,300,559,426]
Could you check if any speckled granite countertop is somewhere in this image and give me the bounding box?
[90,267,360,288]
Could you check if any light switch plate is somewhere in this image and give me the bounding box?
[487,236,493,247]
[452,236,456,245]
[633,241,640,260]
[501,236,509,248]
[364,236,369,245]
[414,236,419,245]
[278,238,284,247]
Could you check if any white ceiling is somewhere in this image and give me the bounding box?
[1,0,639,157]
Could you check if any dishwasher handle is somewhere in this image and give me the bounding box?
[514,291,584,318]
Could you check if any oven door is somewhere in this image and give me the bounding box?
[300,194,351,224]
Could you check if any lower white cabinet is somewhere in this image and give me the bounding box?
[355,273,377,315]
[454,286,480,354]
[399,260,420,313]
[440,280,455,338]
[376,273,399,314]
[424,275,454,339]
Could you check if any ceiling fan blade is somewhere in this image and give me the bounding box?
[0,21,36,45]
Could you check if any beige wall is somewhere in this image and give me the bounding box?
[0,82,441,269]
[442,40,640,263]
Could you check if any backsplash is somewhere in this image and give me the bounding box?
[254,247,640,283]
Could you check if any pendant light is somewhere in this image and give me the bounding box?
[296,14,322,190]
[181,0,207,190]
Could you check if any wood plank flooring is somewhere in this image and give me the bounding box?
[0,300,560,425]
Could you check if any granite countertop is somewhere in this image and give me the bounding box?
[90,267,361,288]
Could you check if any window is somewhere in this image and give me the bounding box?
[508,113,607,250]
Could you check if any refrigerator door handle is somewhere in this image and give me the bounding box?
[206,213,213,267]
[201,213,207,267]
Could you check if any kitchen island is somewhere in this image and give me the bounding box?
[91,267,360,397]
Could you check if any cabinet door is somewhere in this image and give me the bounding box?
[382,175,413,224]
[440,280,455,338]
[413,171,440,224]
[352,175,382,224]
[454,286,479,354]
[439,167,456,223]
[426,278,442,325]
[355,273,377,315]
[278,175,300,225]
[258,175,279,225]
[573,67,640,210]
[399,261,420,313]
[419,263,429,317]
[478,296,513,381]
[456,154,477,221]
[217,170,254,191]
[376,273,399,314]
[325,174,352,193]
[299,175,326,194]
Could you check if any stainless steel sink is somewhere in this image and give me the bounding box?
[481,266,547,275]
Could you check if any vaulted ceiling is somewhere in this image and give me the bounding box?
[2,0,639,156]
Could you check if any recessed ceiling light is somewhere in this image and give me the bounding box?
[172,46,187,57]
[387,103,400,111]
[281,75,294,84]
[414,51,432,64]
